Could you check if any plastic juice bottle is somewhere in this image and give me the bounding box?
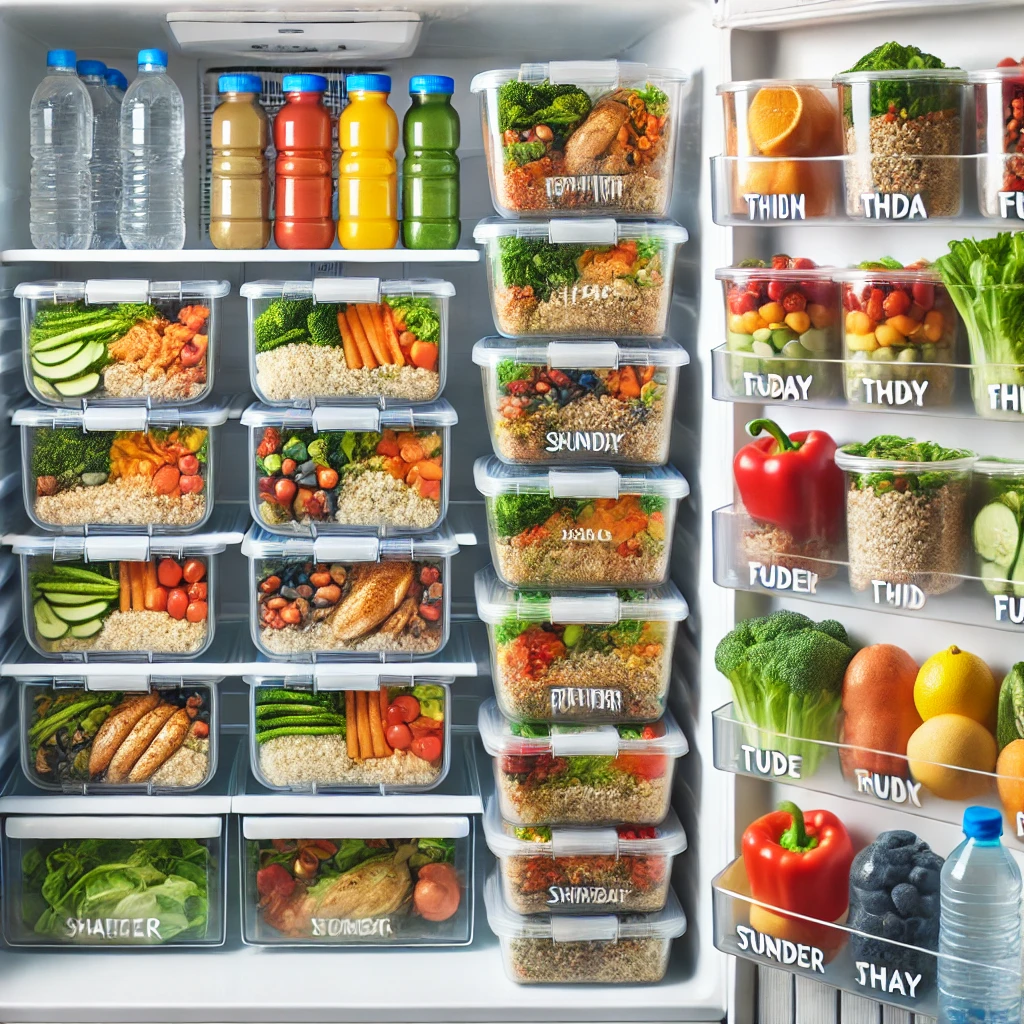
[339,74,398,249]
[274,74,334,250]
[402,75,460,250]
[210,73,270,250]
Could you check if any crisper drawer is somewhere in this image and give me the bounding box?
[2,814,226,948]
[240,814,473,947]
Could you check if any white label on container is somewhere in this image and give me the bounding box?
[84,536,150,562]
[853,769,922,807]
[736,925,824,973]
[742,193,806,221]
[310,916,393,938]
[859,193,928,220]
[66,917,161,941]
[740,744,802,779]
[547,341,619,369]
[987,383,1024,413]
[547,218,618,245]
[550,914,618,943]
[998,192,1024,220]
[547,886,633,906]
[550,827,618,857]
[545,175,623,205]
[548,594,618,623]
[85,280,149,304]
[871,580,926,610]
[742,372,812,402]
[312,278,380,303]
[749,562,818,594]
[854,962,923,999]
[549,725,620,757]
[861,378,929,407]
[545,431,626,455]
[993,595,1024,623]
[550,687,623,716]
[548,61,619,86]
[549,468,619,499]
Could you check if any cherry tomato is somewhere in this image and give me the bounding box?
[167,588,189,620]
[386,723,413,750]
[317,466,339,490]
[388,695,421,724]
[187,581,208,602]
[411,734,442,762]
[178,454,199,475]
[179,474,204,494]
[274,477,298,505]
[157,558,183,588]
[281,458,298,477]
[183,559,206,584]
[186,600,208,623]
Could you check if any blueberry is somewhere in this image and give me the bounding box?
[877,830,918,850]
[891,883,921,917]
[909,865,940,894]
[882,912,906,941]
[850,885,894,915]
[578,372,599,390]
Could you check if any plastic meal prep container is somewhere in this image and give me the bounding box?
[484,871,686,984]
[472,337,687,467]
[14,401,227,534]
[971,68,1024,218]
[242,400,456,536]
[20,676,218,793]
[471,61,687,218]
[247,675,451,793]
[482,796,687,915]
[241,278,454,406]
[15,279,228,407]
[9,530,227,661]
[241,815,473,946]
[473,218,687,339]
[478,697,688,827]
[474,456,689,589]
[475,566,688,723]
[242,524,458,661]
[969,458,1024,598]
[2,814,226,947]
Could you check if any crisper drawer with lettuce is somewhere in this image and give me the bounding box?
[3,815,225,947]
[241,815,473,946]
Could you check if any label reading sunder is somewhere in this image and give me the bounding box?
[736,925,824,973]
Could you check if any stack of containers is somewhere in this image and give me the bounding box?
[235,274,474,948]
[470,60,692,984]
[3,278,236,949]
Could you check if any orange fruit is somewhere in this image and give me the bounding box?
[906,714,997,800]
[747,85,838,158]
[996,739,1024,823]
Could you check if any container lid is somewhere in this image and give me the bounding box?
[219,73,262,94]
[477,698,688,759]
[474,566,688,625]
[833,68,967,85]
[482,796,687,859]
[474,456,689,501]
[244,673,453,693]
[835,441,977,475]
[242,815,469,841]
[832,265,942,285]
[410,75,454,95]
[12,399,230,430]
[77,60,106,77]
[969,67,1024,83]
[241,399,457,432]
[5,816,222,840]
[471,61,687,93]
[974,457,1024,477]
[715,265,835,283]
[347,73,391,93]
[716,78,836,94]
[483,871,687,941]
[239,278,456,302]
[138,49,168,68]
[7,526,240,560]
[47,50,76,69]
[473,217,687,247]
[472,337,689,370]
[282,73,327,93]
[240,522,459,563]
[14,279,231,303]
[18,675,224,693]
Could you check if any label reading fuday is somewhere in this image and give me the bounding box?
[749,562,819,595]
[310,916,393,938]
[987,383,1024,414]
[853,769,923,807]
[859,193,928,220]
[854,961,923,999]
[742,372,813,402]
[550,687,623,716]
[65,917,161,941]
[740,743,802,779]
[545,175,624,205]
[742,193,806,221]
[998,192,1024,220]
[860,377,930,407]
[546,885,633,907]
[545,431,627,456]
[993,595,1024,624]
[736,925,824,973]
[871,580,926,610]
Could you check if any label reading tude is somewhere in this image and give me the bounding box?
[742,372,812,402]
[861,377,929,407]
[547,886,633,906]
[998,192,1024,220]
[987,383,1024,414]
[872,580,926,610]
[65,917,161,941]
[545,431,626,455]
[736,925,824,973]
[550,687,623,715]
[742,193,806,221]
[855,962,923,999]
[749,562,819,594]
[859,193,928,220]
[311,916,393,938]
[854,769,922,807]
[741,743,802,779]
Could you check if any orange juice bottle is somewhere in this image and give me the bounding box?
[339,74,398,249]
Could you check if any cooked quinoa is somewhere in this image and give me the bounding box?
[334,470,440,530]
[35,475,206,528]
[149,738,210,789]
[494,538,667,588]
[493,283,668,337]
[255,345,440,402]
[259,619,442,656]
[41,611,207,654]
[740,523,839,579]
[504,936,671,983]
[101,361,208,402]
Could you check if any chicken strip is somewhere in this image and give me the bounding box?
[563,100,631,174]
[88,692,161,778]
[127,707,191,782]
[330,562,415,642]
[105,703,178,783]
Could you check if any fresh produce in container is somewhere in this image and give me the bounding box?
[834,43,966,218]
[971,62,1024,219]
[995,665,1024,822]
[733,419,845,575]
[472,62,686,217]
[715,611,854,775]
[836,435,976,595]
[970,459,1024,597]
[837,260,958,408]
[248,679,448,792]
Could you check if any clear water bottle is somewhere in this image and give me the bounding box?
[938,806,1023,1024]
[29,49,93,249]
[105,67,128,103]
[77,60,120,248]
[119,48,185,250]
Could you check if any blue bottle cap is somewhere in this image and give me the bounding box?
[410,75,454,95]
[105,69,128,91]
[218,73,263,94]
[963,806,1003,841]
[137,49,168,68]
[46,50,76,69]
[346,73,391,94]
[282,73,328,94]
[76,60,106,78]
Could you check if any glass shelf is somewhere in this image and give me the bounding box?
[713,504,1024,633]
[0,248,481,265]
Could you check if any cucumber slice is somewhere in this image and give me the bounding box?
[32,340,84,366]
[973,501,1021,569]
[55,372,101,397]
[45,591,112,607]
[70,619,103,639]
[34,598,69,641]
[50,599,112,623]
[981,561,1010,597]
[32,340,104,383]
[36,581,118,596]
[32,376,59,400]
[1013,550,1024,599]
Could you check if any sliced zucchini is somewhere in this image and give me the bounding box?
[55,372,101,397]
[32,340,104,383]
[70,619,104,639]
[981,561,1010,597]
[50,599,113,623]
[973,501,1021,569]
[45,591,113,607]
[32,375,59,399]
[32,339,84,366]
[34,598,69,641]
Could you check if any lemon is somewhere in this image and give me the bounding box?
[907,714,997,800]
[914,645,997,725]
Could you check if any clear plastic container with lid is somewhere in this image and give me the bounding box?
[971,67,1024,219]
[242,400,456,536]
[15,279,228,406]
[472,337,687,466]
[473,218,687,338]
[475,566,688,723]
[970,458,1024,600]
[242,278,453,406]
[482,796,687,915]
[478,697,688,827]
[484,871,686,983]
[471,61,687,219]
[14,400,227,533]
[474,456,689,589]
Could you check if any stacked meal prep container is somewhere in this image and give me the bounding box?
[235,275,474,947]
[470,60,693,983]
[2,279,235,947]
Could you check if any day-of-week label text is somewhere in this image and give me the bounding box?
[860,377,929,407]
[993,595,1024,624]
[546,431,626,455]
[998,192,1024,220]
[741,743,802,779]
[562,527,612,543]
[736,925,824,973]
[547,886,633,906]
[750,562,819,594]
[550,687,623,715]
[854,961,923,999]
[859,192,928,220]
[546,175,623,204]
[988,383,1024,414]
[65,917,161,941]
[742,193,806,221]
[551,284,614,306]
[311,916,393,938]
[854,769,922,807]
[872,580,926,610]
[743,372,812,402]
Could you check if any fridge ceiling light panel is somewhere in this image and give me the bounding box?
[166,11,422,61]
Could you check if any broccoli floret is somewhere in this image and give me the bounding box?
[497,79,591,139]
[306,304,342,347]
[715,611,854,773]
[32,428,113,481]
[254,299,314,353]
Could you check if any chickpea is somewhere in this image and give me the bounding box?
[534,124,553,143]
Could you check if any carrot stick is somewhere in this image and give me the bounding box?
[369,304,395,365]
[345,691,360,761]
[368,691,391,758]
[337,311,362,370]
[357,303,389,365]
[129,562,145,612]
[346,307,377,369]
[379,686,391,726]
[380,305,406,366]
[143,559,159,611]
[119,562,130,613]
[355,691,374,760]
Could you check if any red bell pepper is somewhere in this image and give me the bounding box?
[733,419,845,543]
